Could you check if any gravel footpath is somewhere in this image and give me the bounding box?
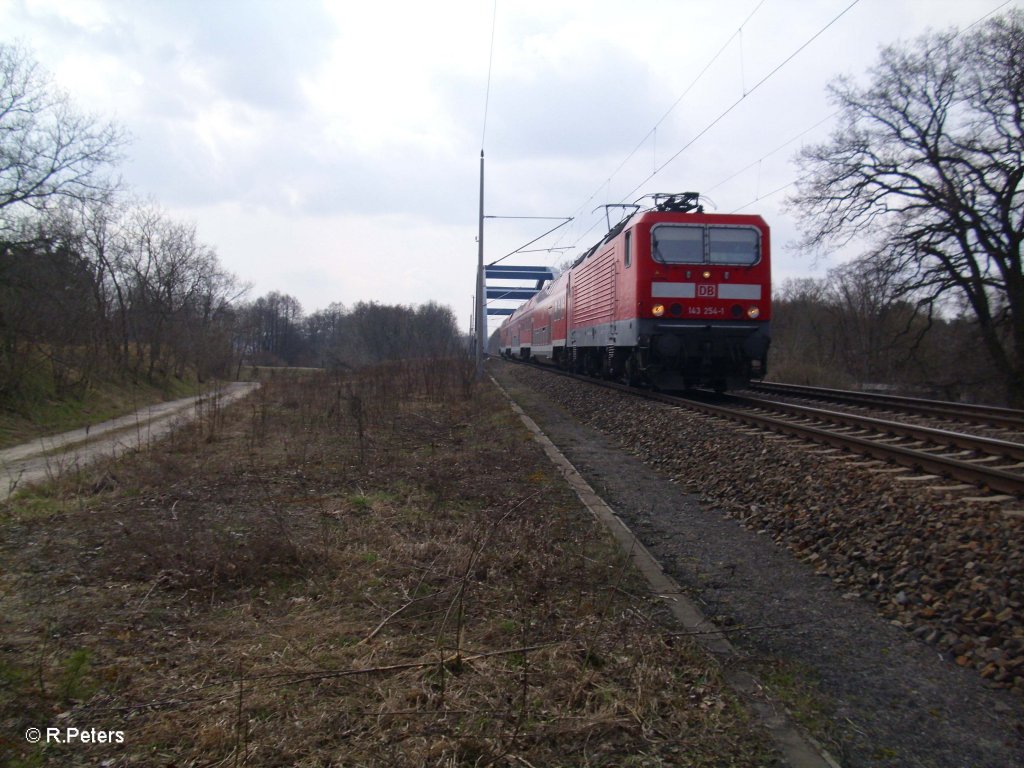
[492,361,1024,768]
[0,382,259,501]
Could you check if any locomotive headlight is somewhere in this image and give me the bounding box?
[702,270,711,279]
[652,303,665,317]
[747,306,761,319]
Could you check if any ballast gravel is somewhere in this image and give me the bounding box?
[492,361,1024,768]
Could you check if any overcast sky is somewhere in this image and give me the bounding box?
[0,0,1016,333]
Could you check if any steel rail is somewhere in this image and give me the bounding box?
[749,381,1024,430]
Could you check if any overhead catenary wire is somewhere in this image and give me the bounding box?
[486,217,574,268]
[962,0,1014,32]
[616,0,864,207]
[723,0,1019,215]
[730,178,801,213]
[704,110,839,195]
[603,0,768,190]
[557,0,865,255]
[554,0,769,252]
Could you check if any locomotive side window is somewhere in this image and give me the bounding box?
[624,230,632,267]
[651,225,703,263]
[708,227,760,265]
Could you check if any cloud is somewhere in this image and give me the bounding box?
[1,0,1010,324]
[179,1,333,112]
[3,0,345,212]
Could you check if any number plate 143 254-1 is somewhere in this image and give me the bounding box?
[687,306,725,317]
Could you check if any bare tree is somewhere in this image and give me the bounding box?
[0,231,97,397]
[771,277,847,385]
[788,11,1024,405]
[824,258,924,384]
[235,292,309,366]
[113,203,242,381]
[0,44,126,231]
[68,198,133,368]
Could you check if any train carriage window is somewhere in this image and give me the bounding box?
[624,230,632,267]
[651,225,703,264]
[709,227,759,265]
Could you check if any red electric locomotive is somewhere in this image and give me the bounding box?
[498,193,771,391]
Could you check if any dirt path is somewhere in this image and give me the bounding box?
[0,382,258,500]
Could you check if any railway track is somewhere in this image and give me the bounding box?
[749,380,1024,432]
[714,391,1024,497]
[501,359,1024,498]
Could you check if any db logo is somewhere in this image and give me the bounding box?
[697,284,717,298]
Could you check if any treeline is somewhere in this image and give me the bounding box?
[771,257,1002,403]
[0,43,464,407]
[0,199,465,405]
[0,202,241,399]
[0,203,465,397]
[234,294,464,369]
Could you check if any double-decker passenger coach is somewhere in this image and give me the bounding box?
[499,193,771,391]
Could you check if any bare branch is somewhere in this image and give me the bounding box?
[0,43,127,231]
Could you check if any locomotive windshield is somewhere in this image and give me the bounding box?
[651,224,760,266]
[708,227,759,265]
[650,225,703,263]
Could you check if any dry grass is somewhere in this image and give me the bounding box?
[0,359,775,766]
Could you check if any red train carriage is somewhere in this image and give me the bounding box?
[498,193,771,391]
